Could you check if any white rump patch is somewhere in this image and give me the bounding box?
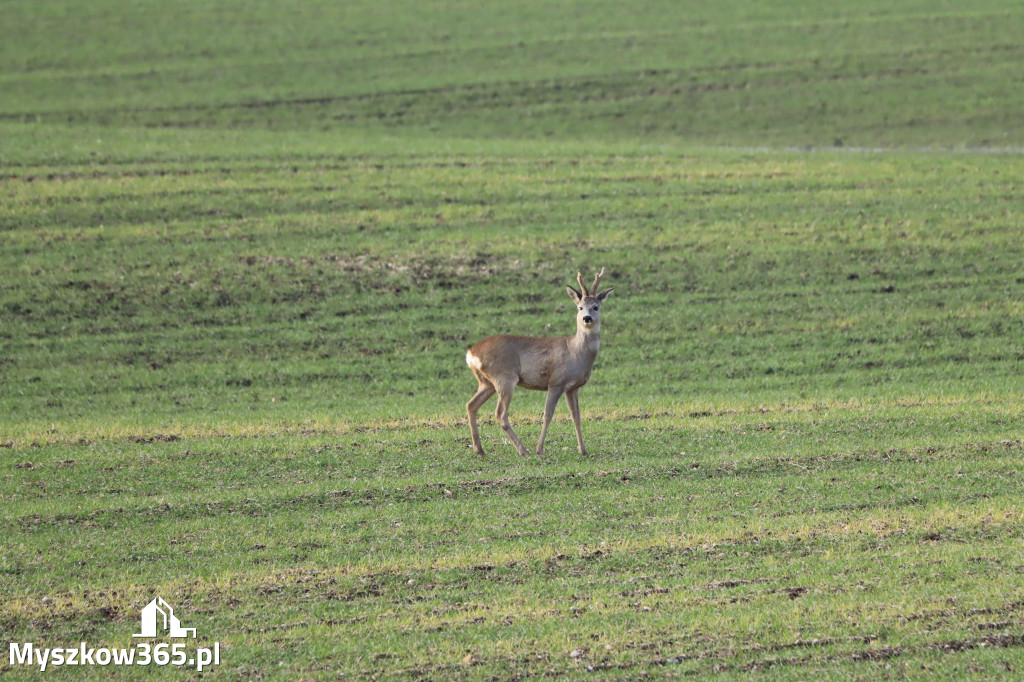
[466,350,483,370]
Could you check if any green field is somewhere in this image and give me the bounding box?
[2,1,1023,679]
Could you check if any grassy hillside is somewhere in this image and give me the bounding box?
[3,139,1022,679]
[1,139,1022,438]
[2,0,1023,679]
[2,0,1023,147]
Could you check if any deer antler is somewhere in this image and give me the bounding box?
[577,271,589,297]
[590,267,606,295]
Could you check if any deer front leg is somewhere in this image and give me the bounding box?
[536,385,565,456]
[565,388,587,455]
[494,380,530,457]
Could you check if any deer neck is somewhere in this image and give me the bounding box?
[570,322,601,357]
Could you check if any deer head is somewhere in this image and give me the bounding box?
[566,267,614,330]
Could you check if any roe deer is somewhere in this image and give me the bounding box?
[465,267,613,456]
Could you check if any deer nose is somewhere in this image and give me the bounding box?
[582,315,593,324]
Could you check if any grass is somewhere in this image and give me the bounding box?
[3,0,1024,148]
[2,0,1024,679]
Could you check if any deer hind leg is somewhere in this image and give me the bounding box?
[466,380,496,455]
[493,378,530,456]
[565,388,587,455]
[536,385,565,456]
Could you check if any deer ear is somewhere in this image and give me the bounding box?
[566,285,583,304]
[596,287,614,301]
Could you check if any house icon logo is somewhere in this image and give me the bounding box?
[133,597,196,638]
